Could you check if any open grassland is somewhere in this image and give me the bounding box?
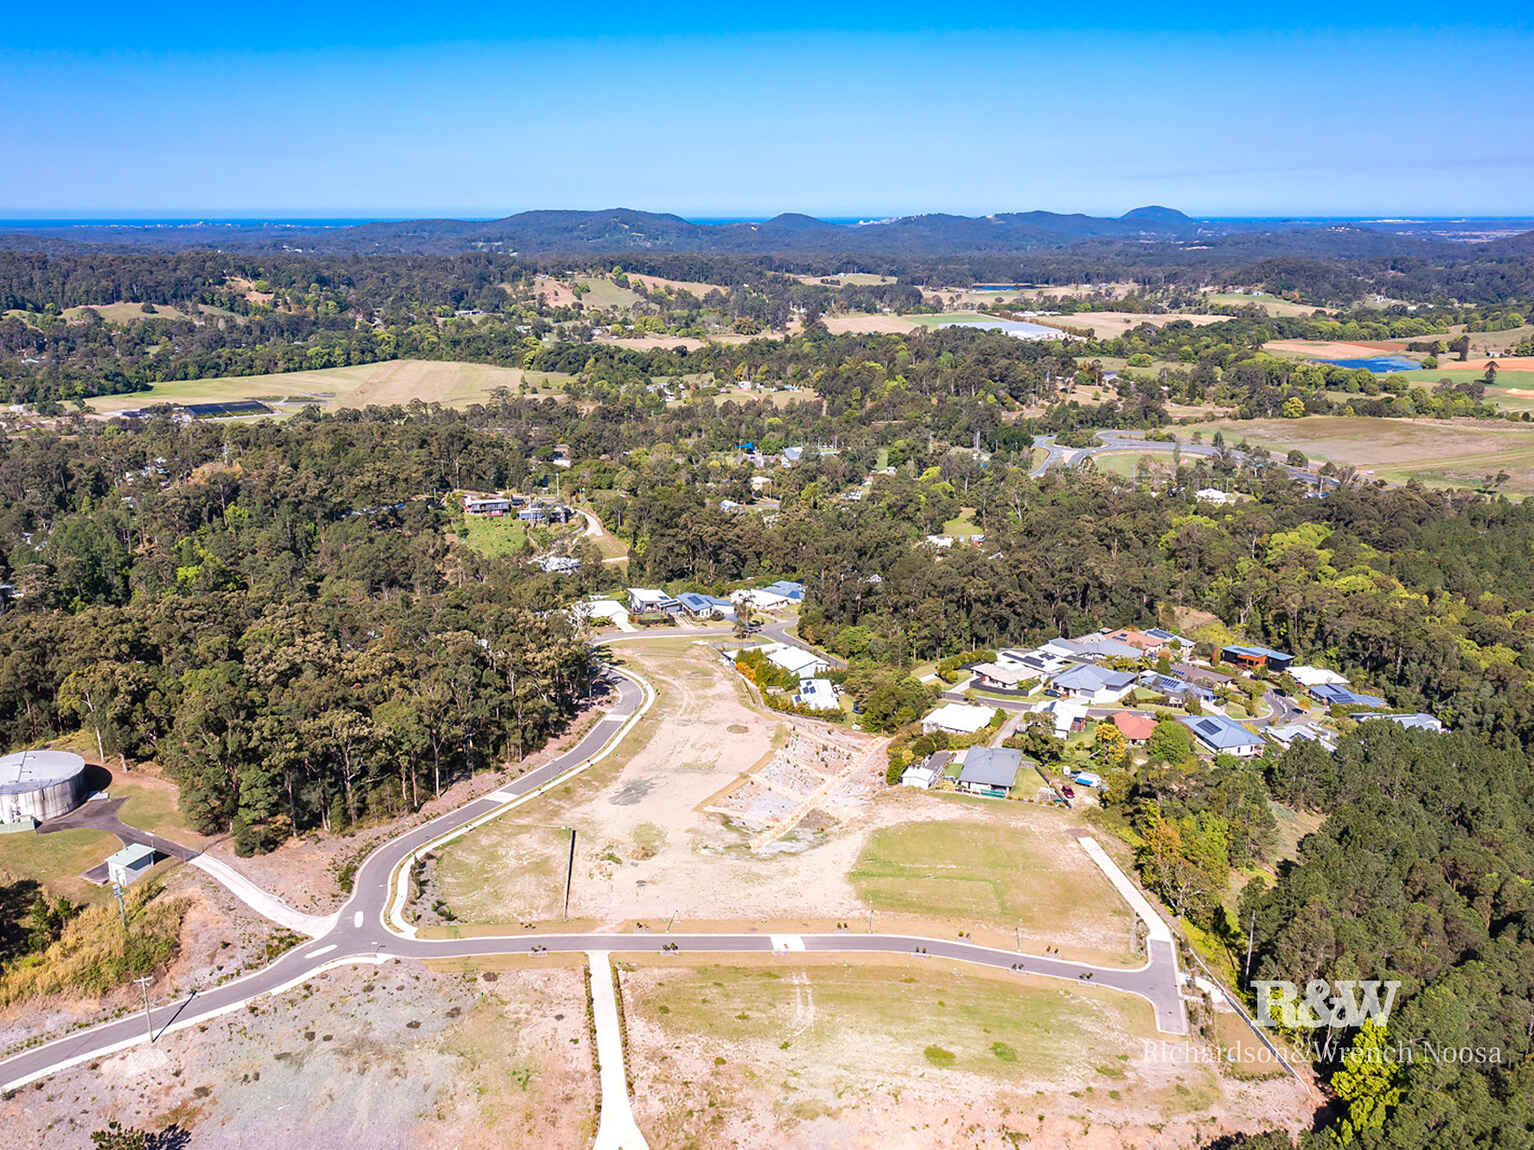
[571,274,642,310]
[1204,291,1326,317]
[86,359,573,415]
[626,272,728,298]
[849,817,1137,960]
[622,959,1294,1148]
[1208,415,1534,495]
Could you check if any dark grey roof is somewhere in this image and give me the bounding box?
[958,747,1023,788]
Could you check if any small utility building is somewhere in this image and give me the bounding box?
[106,842,157,887]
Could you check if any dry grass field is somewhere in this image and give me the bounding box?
[1208,415,1534,494]
[622,958,1307,1148]
[86,359,573,415]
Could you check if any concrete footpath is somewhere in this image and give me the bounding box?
[588,951,649,1150]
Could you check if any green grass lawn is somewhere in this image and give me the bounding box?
[941,516,984,537]
[457,515,528,558]
[849,820,1134,947]
[1368,368,1534,412]
[113,778,203,843]
[0,826,118,905]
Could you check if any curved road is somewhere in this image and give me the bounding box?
[1,650,1186,1094]
[1032,428,1336,490]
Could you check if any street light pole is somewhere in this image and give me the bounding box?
[134,976,154,1042]
[562,827,576,920]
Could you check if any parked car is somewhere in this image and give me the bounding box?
[1061,784,1076,799]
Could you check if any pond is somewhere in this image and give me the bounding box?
[1316,355,1420,373]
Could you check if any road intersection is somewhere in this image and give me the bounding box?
[0,644,1188,1101]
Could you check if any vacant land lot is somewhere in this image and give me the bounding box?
[1385,366,1534,412]
[87,359,571,415]
[429,640,1137,960]
[1208,415,1534,494]
[456,515,528,558]
[850,819,1136,953]
[0,961,597,1150]
[623,959,1304,1148]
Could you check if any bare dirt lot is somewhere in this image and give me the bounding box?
[427,641,1138,962]
[621,958,1309,1149]
[0,960,597,1149]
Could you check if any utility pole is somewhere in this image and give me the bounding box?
[112,881,127,929]
[1244,909,1257,983]
[562,827,576,920]
[134,976,154,1042]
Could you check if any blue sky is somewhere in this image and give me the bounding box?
[3,3,1531,218]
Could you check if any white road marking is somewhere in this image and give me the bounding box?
[305,944,337,959]
[770,934,805,952]
[353,911,364,929]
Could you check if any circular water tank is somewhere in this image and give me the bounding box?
[0,749,89,825]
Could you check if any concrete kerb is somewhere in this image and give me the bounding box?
[382,664,657,938]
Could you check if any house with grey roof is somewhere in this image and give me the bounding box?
[956,747,1025,798]
[1050,663,1136,704]
[1178,714,1265,758]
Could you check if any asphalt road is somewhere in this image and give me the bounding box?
[1031,428,1337,490]
[0,651,1188,1094]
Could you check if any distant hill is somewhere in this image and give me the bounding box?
[0,207,1529,261]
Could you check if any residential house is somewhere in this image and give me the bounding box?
[763,643,829,679]
[794,678,839,713]
[1145,627,1194,651]
[969,661,1034,690]
[465,495,513,516]
[1137,671,1216,705]
[1265,723,1338,753]
[676,591,735,620]
[1101,628,1169,655]
[533,555,581,574]
[1219,645,1294,673]
[1030,699,1088,737]
[1309,683,1386,709]
[761,580,805,602]
[1195,488,1237,505]
[1049,663,1136,705]
[1288,665,1348,689]
[1111,711,1157,743]
[1042,635,1143,662]
[781,446,804,466]
[1359,713,1445,733]
[955,747,1025,798]
[1178,714,1265,758]
[628,588,681,615]
[732,587,792,611]
[922,702,997,736]
[997,647,1070,678]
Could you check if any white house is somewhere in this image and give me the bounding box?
[1030,698,1088,737]
[732,587,793,611]
[573,598,631,630]
[1195,488,1237,506]
[921,702,997,736]
[763,643,829,678]
[794,678,839,713]
[1288,665,1349,688]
